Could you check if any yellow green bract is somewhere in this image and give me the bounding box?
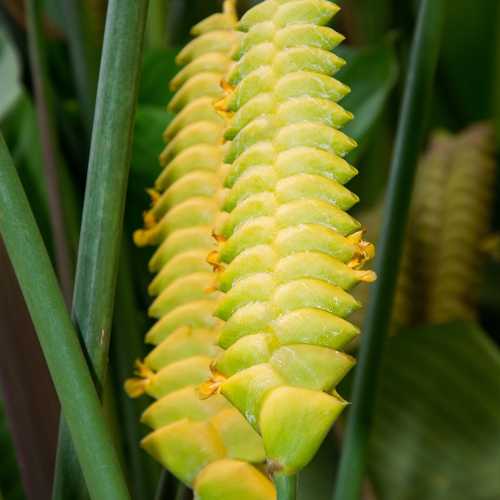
[207,0,375,476]
[127,3,275,498]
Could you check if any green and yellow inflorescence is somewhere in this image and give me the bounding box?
[206,0,375,479]
[392,123,496,329]
[128,3,275,498]
[128,0,376,495]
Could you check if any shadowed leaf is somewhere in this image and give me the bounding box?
[369,322,500,500]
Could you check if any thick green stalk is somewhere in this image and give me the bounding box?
[57,0,157,493]
[333,1,446,499]
[0,134,130,500]
[274,474,297,500]
[52,0,149,498]
[73,0,149,384]
[25,0,74,304]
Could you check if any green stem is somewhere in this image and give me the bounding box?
[25,0,74,305]
[0,134,130,500]
[274,474,297,500]
[332,1,446,499]
[73,0,149,385]
[57,0,151,491]
[52,0,149,498]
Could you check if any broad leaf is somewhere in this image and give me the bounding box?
[369,322,500,500]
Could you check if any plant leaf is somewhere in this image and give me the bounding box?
[369,322,500,500]
[139,48,179,107]
[0,30,22,121]
[131,105,174,188]
[439,0,499,124]
[1,95,53,254]
[299,435,338,500]
[336,38,399,162]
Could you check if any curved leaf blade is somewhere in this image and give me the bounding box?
[369,322,500,500]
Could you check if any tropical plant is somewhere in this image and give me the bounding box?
[0,0,499,500]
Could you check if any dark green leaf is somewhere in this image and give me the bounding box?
[139,48,179,107]
[1,95,53,255]
[439,0,499,125]
[336,39,399,162]
[0,30,22,121]
[131,105,173,188]
[128,105,173,233]
[369,322,500,500]
[299,435,338,500]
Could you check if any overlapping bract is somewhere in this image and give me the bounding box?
[127,4,275,498]
[207,0,375,475]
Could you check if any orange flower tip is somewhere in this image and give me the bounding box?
[347,230,364,245]
[146,188,160,204]
[220,79,235,93]
[143,211,157,229]
[357,270,377,283]
[360,240,376,261]
[158,150,167,162]
[124,375,150,398]
[214,96,233,118]
[214,263,226,275]
[134,359,155,378]
[124,361,155,397]
[198,365,226,399]
[207,251,225,272]
[197,379,221,399]
[204,283,219,294]
[207,250,220,265]
[347,240,375,269]
[211,230,226,243]
[133,229,151,247]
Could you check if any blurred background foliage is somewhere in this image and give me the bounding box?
[0,0,499,499]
